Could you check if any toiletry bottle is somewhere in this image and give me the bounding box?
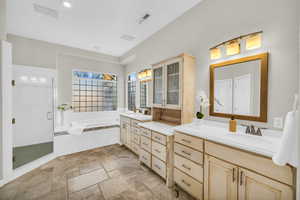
[229,116,237,132]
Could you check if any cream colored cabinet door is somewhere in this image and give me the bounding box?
[125,124,131,149]
[120,122,127,145]
[204,155,238,200]
[152,65,165,108]
[164,58,182,109]
[238,168,293,200]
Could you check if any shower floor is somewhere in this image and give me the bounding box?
[13,142,53,169]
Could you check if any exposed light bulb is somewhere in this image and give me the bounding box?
[20,76,28,82]
[62,0,72,8]
[39,77,47,83]
[30,77,38,82]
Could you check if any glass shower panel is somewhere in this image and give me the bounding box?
[153,67,163,105]
[166,62,180,105]
[12,66,55,169]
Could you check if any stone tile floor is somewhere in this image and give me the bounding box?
[0,144,196,200]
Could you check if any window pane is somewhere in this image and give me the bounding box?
[72,70,117,112]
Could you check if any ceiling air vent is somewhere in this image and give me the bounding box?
[138,13,151,24]
[33,4,59,19]
[120,34,136,41]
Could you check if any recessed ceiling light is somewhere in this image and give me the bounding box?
[62,0,72,8]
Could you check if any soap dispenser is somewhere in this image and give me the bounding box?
[229,116,237,133]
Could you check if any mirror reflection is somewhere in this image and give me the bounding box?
[214,60,261,116]
[140,81,151,108]
[138,68,152,109]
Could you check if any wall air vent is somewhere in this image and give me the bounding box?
[120,34,136,41]
[33,4,59,19]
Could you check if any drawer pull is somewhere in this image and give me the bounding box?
[155,149,161,153]
[181,180,191,187]
[155,136,161,140]
[154,164,161,170]
[142,142,148,146]
[233,168,236,182]
[240,171,244,186]
[142,156,147,160]
[182,164,191,171]
[182,139,191,144]
[181,150,191,156]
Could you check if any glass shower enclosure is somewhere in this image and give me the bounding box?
[12,66,55,169]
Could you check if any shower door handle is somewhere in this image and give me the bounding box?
[47,112,53,120]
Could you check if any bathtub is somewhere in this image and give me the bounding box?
[54,111,121,156]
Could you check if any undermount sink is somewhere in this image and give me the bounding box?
[225,133,274,145]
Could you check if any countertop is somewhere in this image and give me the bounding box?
[174,121,282,158]
[120,112,152,121]
[138,121,176,136]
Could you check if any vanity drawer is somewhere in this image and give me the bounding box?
[152,141,167,162]
[174,168,203,199]
[174,154,203,182]
[141,136,151,152]
[152,156,166,179]
[174,143,203,165]
[132,142,140,155]
[152,131,167,146]
[140,128,151,138]
[140,149,151,168]
[131,119,140,127]
[131,127,139,135]
[175,132,203,152]
[121,116,130,124]
[132,132,140,144]
[205,141,294,186]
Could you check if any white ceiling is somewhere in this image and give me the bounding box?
[7,0,202,57]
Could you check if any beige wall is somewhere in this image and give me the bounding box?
[122,0,299,127]
[7,34,125,107]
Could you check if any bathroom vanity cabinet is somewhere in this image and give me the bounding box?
[138,122,175,187]
[152,53,196,125]
[120,115,151,155]
[173,132,295,200]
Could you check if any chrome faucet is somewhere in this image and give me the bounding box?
[244,125,263,136]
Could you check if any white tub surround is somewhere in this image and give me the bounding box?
[120,112,152,121]
[173,120,295,200]
[54,127,119,157]
[55,120,120,136]
[174,121,281,158]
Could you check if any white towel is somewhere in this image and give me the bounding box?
[68,122,85,135]
[272,111,299,167]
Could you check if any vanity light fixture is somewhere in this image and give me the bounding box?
[226,40,240,56]
[146,69,152,77]
[20,76,28,82]
[209,31,263,60]
[39,77,47,83]
[30,77,38,82]
[246,33,262,50]
[138,69,152,81]
[210,48,221,60]
[62,0,72,8]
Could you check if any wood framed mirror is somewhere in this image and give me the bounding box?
[209,53,268,122]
